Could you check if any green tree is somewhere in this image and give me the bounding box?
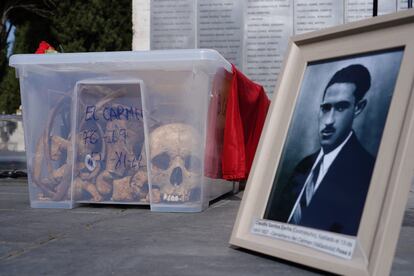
[51,0,132,52]
[0,0,132,114]
[1,1,54,75]
[0,20,48,113]
[0,0,55,114]
[0,68,19,113]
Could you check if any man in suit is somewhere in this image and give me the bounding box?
[265,64,375,236]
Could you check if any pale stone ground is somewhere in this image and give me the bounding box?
[0,179,412,275]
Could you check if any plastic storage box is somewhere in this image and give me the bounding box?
[9,50,234,211]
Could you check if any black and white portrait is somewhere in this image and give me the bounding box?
[264,48,404,236]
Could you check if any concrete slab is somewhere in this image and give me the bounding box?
[0,179,412,275]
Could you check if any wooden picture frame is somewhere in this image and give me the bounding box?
[230,10,414,276]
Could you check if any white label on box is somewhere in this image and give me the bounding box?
[85,154,97,172]
[251,219,356,260]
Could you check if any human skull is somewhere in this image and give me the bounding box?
[149,123,202,203]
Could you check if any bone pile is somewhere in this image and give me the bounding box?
[32,84,150,203]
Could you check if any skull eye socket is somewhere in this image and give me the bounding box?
[184,155,201,173]
[152,152,170,170]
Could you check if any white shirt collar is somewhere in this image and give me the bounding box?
[314,131,353,190]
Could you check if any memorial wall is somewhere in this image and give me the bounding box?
[133,0,408,97]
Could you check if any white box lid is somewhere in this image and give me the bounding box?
[9,49,232,74]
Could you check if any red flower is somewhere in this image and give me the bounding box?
[35,41,58,54]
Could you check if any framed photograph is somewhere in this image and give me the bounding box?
[230,10,414,276]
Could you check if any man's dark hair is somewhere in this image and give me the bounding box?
[324,64,371,102]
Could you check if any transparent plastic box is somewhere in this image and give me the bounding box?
[9,49,235,211]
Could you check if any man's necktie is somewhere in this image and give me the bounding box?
[289,156,324,224]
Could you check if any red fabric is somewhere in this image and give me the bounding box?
[222,64,270,181]
[35,41,56,54]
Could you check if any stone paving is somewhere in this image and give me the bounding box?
[0,179,412,275]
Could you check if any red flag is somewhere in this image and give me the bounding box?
[222,64,270,181]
